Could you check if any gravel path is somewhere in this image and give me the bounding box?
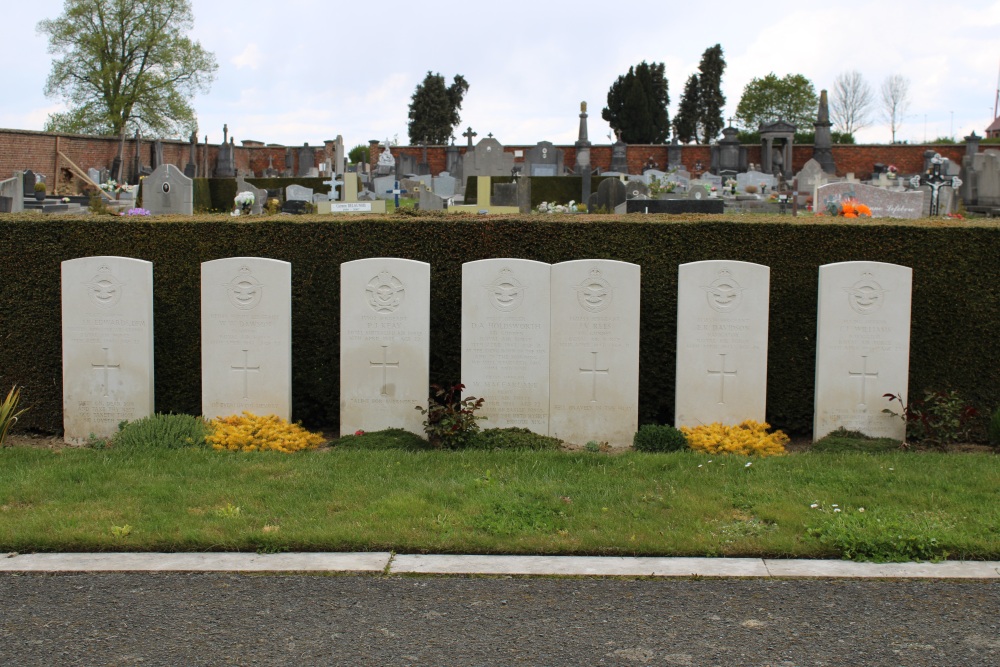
[1,573,997,666]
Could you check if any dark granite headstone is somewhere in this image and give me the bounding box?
[22,170,36,194]
[281,199,310,214]
[297,143,316,177]
[596,178,626,211]
[625,180,649,199]
[492,182,518,207]
[216,128,236,179]
[610,140,628,173]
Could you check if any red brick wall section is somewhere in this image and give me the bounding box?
[0,128,979,194]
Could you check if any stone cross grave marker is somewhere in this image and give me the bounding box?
[813,261,912,441]
[143,164,193,215]
[549,260,640,448]
[201,258,292,421]
[675,261,770,428]
[340,258,429,436]
[462,259,551,434]
[61,256,154,444]
[385,180,408,207]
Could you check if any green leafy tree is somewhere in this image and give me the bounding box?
[673,74,701,143]
[348,144,370,164]
[601,61,670,144]
[37,0,216,139]
[697,44,726,142]
[734,73,818,130]
[407,72,469,145]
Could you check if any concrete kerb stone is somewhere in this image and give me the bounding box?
[3,553,997,579]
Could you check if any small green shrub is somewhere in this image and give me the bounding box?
[335,428,429,450]
[812,428,900,453]
[989,407,1000,447]
[886,389,979,447]
[633,424,687,452]
[415,383,486,449]
[112,413,209,449]
[467,427,562,450]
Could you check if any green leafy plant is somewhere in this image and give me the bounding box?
[0,385,29,447]
[34,182,46,193]
[110,524,133,538]
[467,427,562,450]
[884,390,978,448]
[112,413,209,449]
[633,424,688,452]
[415,383,486,449]
[807,509,951,562]
[988,407,1000,448]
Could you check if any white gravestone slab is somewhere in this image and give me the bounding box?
[340,258,429,436]
[61,256,154,444]
[813,261,912,441]
[675,261,770,428]
[549,260,640,448]
[201,258,292,421]
[462,259,551,434]
[285,184,313,202]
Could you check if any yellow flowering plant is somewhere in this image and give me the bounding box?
[680,420,788,457]
[206,412,325,453]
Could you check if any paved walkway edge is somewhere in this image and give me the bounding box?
[3,553,998,578]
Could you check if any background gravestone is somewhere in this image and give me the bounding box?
[143,164,193,215]
[675,261,770,428]
[462,259,551,435]
[235,176,266,214]
[813,261,912,441]
[625,180,649,199]
[297,144,316,177]
[816,182,923,219]
[285,184,313,202]
[596,178,626,211]
[340,258,429,436]
[432,172,457,198]
[0,173,24,213]
[460,137,515,178]
[201,257,292,421]
[61,256,154,444]
[525,141,564,177]
[549,260,640,448]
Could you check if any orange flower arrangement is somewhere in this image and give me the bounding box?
[829,198,872,218]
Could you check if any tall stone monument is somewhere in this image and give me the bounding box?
[812,90,836,174]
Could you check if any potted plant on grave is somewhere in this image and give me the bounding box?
[33,181,46,201]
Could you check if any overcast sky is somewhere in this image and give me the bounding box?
[3,0,999,149]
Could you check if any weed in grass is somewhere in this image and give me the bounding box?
[215,503,242,519]
[472,500,567,536]
[110,524,133,538]
[85,433,110,449]
[807,508,952,562]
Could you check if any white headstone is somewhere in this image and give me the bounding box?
[462,259,551,434]
[61,256,154,444]
[813,261,912,441]
[201,257,292,421]
[286,184,313,202]
[675,261,770,428]
[549,260,640,448]
[340,258,429,436]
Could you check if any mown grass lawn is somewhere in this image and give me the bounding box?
[1,444,996,562]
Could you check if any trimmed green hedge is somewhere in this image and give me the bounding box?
[2,216,998,437]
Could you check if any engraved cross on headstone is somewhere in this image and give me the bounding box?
[848,355,879,406]
[91,347,120,398]
[370,345,399,396]
[579,351,609,403]
[707,353,737,404]
[231,348,260,400]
